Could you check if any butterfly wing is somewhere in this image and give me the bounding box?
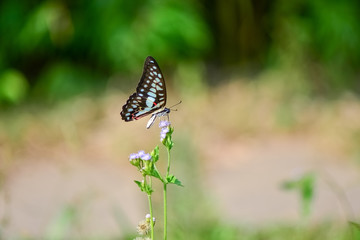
[120,56,167,122]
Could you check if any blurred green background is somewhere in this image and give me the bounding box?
[1,0,360,239]
[1,0,360,105]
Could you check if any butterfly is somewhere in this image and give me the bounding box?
[120,56,171,129]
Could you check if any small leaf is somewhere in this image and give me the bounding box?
[134,180,145,192]
[165,136,174,150]
[145,185,154,195]
[162,127,174,149]
[150,169,161,180]
[151,146,159,162]
[166,174,183,187]
[168,141,174,150]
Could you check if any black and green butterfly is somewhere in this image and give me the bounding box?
[120,56,170,128]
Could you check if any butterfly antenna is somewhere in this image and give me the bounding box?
[169,100,182,110]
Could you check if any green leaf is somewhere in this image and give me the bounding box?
[145,186,154,195]
[150,169,161,180]
[166,174,183,187]
[164,136,174,150]
[162,127,175,149]
[134,180,153,194]
[134,180,145,192]
[167,138,174,150]
[151,146,159,162]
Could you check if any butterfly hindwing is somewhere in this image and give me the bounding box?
[121,56,167,122]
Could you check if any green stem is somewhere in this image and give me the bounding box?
[145,176,154,240]
[163,182,167,240]
[154,165,165,182]
[163,147,171,240]
[166,147,171,176]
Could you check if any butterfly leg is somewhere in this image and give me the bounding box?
[146,113,158,129]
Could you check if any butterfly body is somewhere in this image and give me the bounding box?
[120,56,168,127]
[146,107,171,129]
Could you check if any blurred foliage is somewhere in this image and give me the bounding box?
[205,0,360,95]
[1,0,360,106]
[349,222,360,240]
[0,0,211,105]
[270,0,360,95]
[282,172,315,219]
[0,69,28,104]
[45,205,79,240]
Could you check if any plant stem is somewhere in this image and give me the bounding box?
[148,195,154,239]
[163,183,167,240]
[146,176,154,240]
[166,147,171,176]
[163,147,171,240]
[154,165,165,182]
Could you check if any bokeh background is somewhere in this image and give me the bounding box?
[1,0,360,239]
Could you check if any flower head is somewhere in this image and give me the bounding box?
[141,153,151,161]
[136,219,151,235]
[129,153,141,167]
[137,150,146,158]
[159,120,170,128]
[160,133,166,142]
[129,153,139,161]
[161,127,169,134]
[160,127,170,141]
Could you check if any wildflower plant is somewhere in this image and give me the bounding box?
[129,120,182,240]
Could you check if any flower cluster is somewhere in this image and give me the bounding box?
[136,219,151,235]
[134,214,155,239]
[159,120,171,142]
[129,150,152,173]
[136,217,151,235]
[129,150,151,161]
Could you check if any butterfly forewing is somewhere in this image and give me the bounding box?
[120,56,167,122]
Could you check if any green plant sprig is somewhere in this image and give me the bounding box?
[128,120,182,240]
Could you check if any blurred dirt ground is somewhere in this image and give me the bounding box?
[1,80,360,238]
